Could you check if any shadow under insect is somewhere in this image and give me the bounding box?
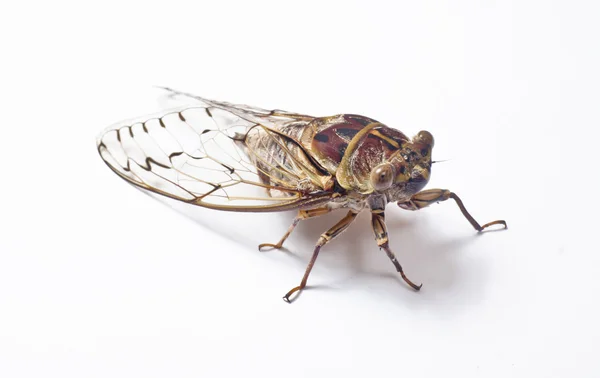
[159,191,501,311]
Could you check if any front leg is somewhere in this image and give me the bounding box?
[398,189,507,232]
[371,211,422,291]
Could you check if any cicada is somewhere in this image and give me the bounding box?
[97,88,506,302]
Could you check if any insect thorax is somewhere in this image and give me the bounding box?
[240,113,432,208]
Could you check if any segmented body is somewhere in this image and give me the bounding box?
[241,113,430,211]
[97,89,432,214]
[97,88,507,302]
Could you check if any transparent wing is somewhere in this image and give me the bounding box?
[157,87,316,128]
[97,95,334,212]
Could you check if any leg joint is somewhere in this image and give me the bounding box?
[317,234,330,246]
[377,239,389,247]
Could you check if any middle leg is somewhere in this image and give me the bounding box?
[283,210,358,303]
[371,211,422,291]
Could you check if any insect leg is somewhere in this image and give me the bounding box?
[258,207,332,251]
[283,210,358,303]
[371,211,422,291]
[398,189,507,232]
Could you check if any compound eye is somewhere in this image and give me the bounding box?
[414,130,434,148]
[370,163,395,191]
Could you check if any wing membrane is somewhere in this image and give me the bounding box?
[157,86,316,128]
[97,94,334,212]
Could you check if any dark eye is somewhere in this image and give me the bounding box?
[420,148,428,156]
[370,163,394,191]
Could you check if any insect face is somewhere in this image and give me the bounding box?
[379,130,434,200]
[403,130,434,193]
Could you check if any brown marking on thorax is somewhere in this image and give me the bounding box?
[308,115,373,172]
[307,114,409,192]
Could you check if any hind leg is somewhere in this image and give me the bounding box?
[258,207,331,251]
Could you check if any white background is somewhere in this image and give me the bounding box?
[1,1,599,377]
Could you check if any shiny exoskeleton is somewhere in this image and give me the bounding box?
[97,88,507,303]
